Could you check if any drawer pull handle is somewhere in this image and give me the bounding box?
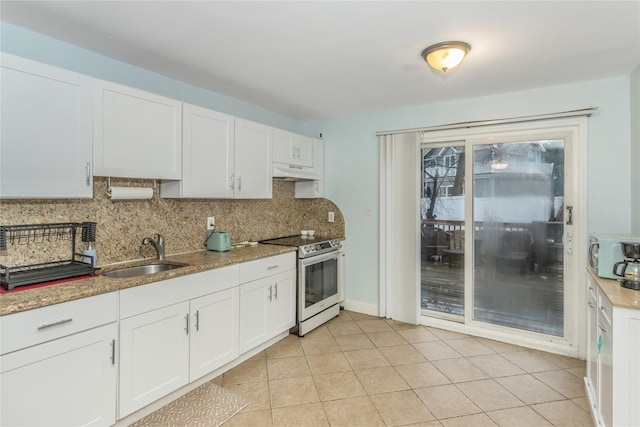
[195,310,200,332]
[598,323,608,333]
[274,283,278,299]
[37,318,72,330]
[599,305,607,312]
[267,265,279,270]
[85,162,91,186]
[185,313,189,335]
[587,302,595,308]
[111,339,116,365]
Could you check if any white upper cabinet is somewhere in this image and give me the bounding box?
[233,119,272,199]
[162,104,235,198]
[162,109,272,199]
[295,138,324,198]
[0,53,93,199]
[273,128,313,168]
[93,80,182,179]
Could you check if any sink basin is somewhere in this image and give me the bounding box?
[103,263,186,279]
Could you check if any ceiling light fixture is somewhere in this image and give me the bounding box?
[421,41,471,72]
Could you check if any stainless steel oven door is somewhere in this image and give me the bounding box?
[298,250,341,321]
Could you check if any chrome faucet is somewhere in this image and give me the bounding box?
[142,234,165,261]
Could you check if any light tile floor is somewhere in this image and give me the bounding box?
[219,310,593,427]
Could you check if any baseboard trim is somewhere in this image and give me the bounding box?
[340,299,378,316]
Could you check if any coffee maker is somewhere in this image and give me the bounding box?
[613,242,640,290]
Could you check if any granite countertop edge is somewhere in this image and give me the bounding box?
[588,267,640,310]
[1,245,297,316]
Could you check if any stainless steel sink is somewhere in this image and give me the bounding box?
[102,263,186,279]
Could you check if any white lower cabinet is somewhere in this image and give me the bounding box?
[585,271,640,427]
[0,293,117,427]
[1,323,117,427]
[239,253,296,353]
[117,266,240,418]
[118,301,190,418]
[189,287,239,381]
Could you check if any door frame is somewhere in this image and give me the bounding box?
[380,115,591,358]
[416,117,587,357]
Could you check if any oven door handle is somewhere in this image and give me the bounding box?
[299,249,340,266]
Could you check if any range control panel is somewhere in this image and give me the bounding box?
[299,240,342,258]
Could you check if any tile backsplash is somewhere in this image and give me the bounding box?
[0,177,345,268]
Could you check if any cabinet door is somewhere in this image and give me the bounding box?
[93,80,182,179]
[273,129,295,164]
[586,280,599,406]
[119,302,190,418]
[599,313,613,427]
[0,323,116,427]
[190,287,239,381]
[291,134,314,167]
[295,180,323,199]
[269,270,296,335]
[1,53,93,199]
[294,138,324,198]
[162,104,235,198]
[239,278,269,353]
[234,119,272,198]
[273,129,313,167]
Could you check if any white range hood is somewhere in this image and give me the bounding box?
[272,162,321,181]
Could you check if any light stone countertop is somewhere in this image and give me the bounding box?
[0,244,297,316]
[588,267,640,310]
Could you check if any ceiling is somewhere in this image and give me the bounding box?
[1,1,639,121]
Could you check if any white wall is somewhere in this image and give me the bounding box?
[631,65,640,235]
[306,77,632,308]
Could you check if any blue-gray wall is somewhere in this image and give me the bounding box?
[0,22,303,133]
[306,77,633,309]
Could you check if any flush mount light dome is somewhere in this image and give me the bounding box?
[421,41,471,72]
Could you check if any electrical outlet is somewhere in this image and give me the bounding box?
[328,211,335,222]
[207,216,215,230]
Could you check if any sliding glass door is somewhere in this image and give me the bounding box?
[421,131,572,340]
[471,139,565,336]
[420,143,466,319]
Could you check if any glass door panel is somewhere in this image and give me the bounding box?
[420,144,465,317]
[472,140,565,336]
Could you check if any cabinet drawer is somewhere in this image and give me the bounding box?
[0,292,117,355]
[598,290,613,325]
[239,252,296,284]
[587,280,598,303]
[119,265,239,319]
